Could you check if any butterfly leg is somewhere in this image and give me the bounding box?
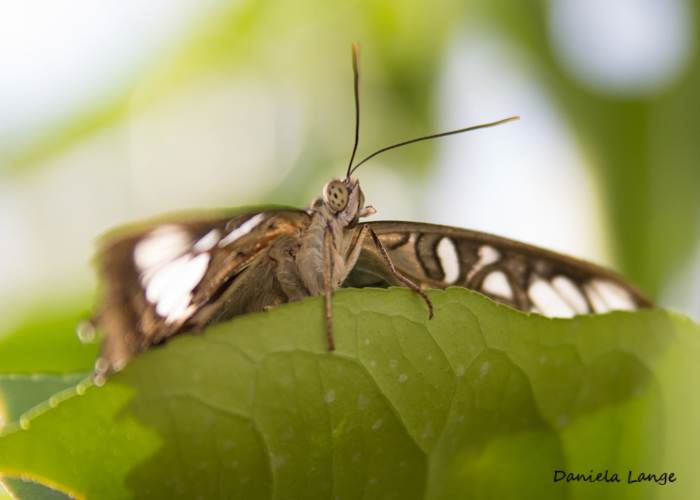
[323,226,336,350]
[342,224,370,279]
[367,226,434,319]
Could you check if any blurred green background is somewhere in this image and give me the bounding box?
[0,1,699,373]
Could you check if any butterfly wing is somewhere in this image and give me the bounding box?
[345,221,653,316]
[94,209,309,373]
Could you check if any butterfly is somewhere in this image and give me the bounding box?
[90,44,652,379]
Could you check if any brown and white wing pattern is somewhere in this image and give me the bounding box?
[348,221,653,316]
[94,209,309,373]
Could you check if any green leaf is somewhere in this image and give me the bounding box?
[0,306,98,375]
[0,372,91,427]
[1,476,72,500]
[0,288,698,499]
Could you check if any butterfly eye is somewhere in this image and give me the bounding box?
[323,180,349,213]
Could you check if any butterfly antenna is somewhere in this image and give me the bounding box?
[346,42,361,179]
[349,116,520,176]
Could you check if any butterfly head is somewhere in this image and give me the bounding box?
[321,177,375,229]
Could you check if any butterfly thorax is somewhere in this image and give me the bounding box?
[296,177,369,295]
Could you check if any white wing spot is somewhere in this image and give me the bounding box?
[551,276,590,314]
[482,271,513,299]
[153,253,211,321]
[467,245,501,282]
[436,237,460,284]
[164,293,195,325]
[219,213,265,247]
[145,254,191,305]
[590,279,636,311]
[583,283,610,313]
[479,246,501,266]
[528,277,576,318]
[134,224,190,277]
[193,229,221,253]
